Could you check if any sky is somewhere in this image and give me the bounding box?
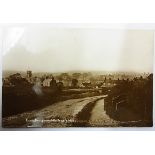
[1,25,154,73]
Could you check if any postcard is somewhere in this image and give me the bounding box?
[2,24,153,128]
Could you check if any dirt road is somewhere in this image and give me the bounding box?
[89,99,119,127]
[3,95,109,128]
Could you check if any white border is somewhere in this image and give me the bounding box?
[0,23,154,131]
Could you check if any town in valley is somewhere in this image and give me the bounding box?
[2,70,153,127]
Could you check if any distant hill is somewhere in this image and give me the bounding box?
[2,70,150,79]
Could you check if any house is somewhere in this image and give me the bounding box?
[42,77,57,88]
[82,81,92,88]
[43,79,52,87]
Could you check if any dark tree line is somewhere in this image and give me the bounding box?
[104,74,153,126]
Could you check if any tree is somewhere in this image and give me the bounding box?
[60,73,71,80]
[82,73,89,80]
[71,79,78,88]
[50,77,57,89]
[9,73,29,86]
[72,73,81,79]
[57,81,64,91]
[56,75,63,81]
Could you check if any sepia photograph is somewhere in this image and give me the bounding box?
[1,24,154,128]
